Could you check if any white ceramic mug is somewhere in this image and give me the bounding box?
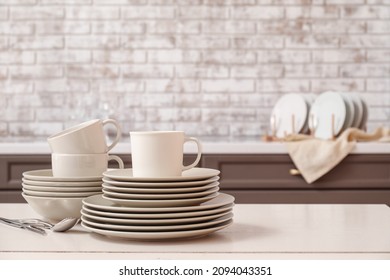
[52,153,124,178]
[47,119,122,154]
[130,131,202,178]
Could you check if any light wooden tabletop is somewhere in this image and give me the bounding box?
[0,203,389,260]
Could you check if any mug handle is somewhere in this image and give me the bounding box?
[182,137,202,171]
[108,155,124,169]
[102,119,122,152]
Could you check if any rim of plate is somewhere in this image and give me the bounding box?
[81,203,234,219]
[103,168,220,182]
[81,219,233,241]
[102,176,220,187]
[23,169,102,182]
[102,192,219,208]
[82,193,234,213]
[101,181,219,194]
[81,207,232,225]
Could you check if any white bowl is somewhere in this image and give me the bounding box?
[22,193,83,221]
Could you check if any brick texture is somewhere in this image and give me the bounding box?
[0,1,388,140]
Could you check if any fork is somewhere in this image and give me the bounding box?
[0,217,46,235]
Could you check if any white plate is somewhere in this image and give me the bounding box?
[102,186,219,200]
[81,219,233,241]
[81,207,232,225]
[23,169,102,182]
[81,212,233,232]
[301,94,315,134]
[82,203,234,219]
[83,193,234,213]
[271,93,308,137]
[102,192,219,208]
[340,92,355,131]
[359,95,369,130]
[349,94,363,128]
[22,188,101,198]
[22,183,102,193]
[310,91,346,139]
[103,168,220,182]
[102,176,219,188]
[102,181,219,194]
[22,178,102,187]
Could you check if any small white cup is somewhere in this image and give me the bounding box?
[130,131,202,178]
[47,119,122,154]
[52,153,124,178]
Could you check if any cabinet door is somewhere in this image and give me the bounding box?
[202,154,390,204]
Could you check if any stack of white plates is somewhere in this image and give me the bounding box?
[81,167,235,240]
[270,92,368,140]
[309,91,368,140]
[21,169,103,220]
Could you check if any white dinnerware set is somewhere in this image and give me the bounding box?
[20,122,234,240]
[21,119,124,221]
[80,131,235,241]
[270,91,368,140]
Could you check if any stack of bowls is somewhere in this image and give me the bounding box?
[21,119,124,221]
[22,169,103,221]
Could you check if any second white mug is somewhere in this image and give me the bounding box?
[52,153,124,178]
[130,131,202,178]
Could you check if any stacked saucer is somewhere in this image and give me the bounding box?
[21,169,103,221]
[80,167,235,240]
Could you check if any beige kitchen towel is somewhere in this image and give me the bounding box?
[285,127,390,184]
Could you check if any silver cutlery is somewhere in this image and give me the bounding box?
[0,217,46,235]
[0,217,79,234]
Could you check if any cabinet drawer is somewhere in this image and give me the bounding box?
[202,154,390,189]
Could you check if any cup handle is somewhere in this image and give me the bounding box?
[102,119,122,152]
[182,137,202,171]
[108,155,124,169]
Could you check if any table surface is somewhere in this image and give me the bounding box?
[1,203,390,260]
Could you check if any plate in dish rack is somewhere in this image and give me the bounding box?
[309,91,346,140]
[270,93,308,138]
[102,168,220,182]
[349,94,363,128]
[340,92,355,131]
[82,193,234,213]
[81,219,233,241]
[359,95,369,130]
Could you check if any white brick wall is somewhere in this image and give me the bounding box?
[0,0,389,140]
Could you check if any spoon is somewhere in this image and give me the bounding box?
[51,217,80,232]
